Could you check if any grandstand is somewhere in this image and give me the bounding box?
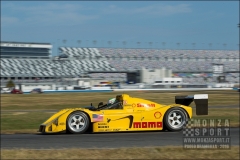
[0,42,239,85]
[59,47,239,83]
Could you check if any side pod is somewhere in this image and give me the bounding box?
[175,94,208,115]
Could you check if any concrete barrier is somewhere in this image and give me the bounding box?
[22,88,234,94]
[91,87,112,90]
[113,88,233,91]
[23,90,113,94]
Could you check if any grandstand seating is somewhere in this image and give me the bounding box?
[107,60,239,72]
[98,48,239,59]
[59,47,102,57]
[1,47,239,84]
[0,58,116,77]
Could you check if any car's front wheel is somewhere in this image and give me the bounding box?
[164,107,188,131]
[66,111,90,134]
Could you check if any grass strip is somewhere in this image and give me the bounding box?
[1,90,239,110]
[1,146,239,159]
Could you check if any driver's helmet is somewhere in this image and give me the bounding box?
[107,98,116,106]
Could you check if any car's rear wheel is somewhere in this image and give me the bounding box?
[164,108,188,131]
[66,111,90,134]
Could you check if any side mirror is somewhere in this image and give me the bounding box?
[98,102,104,108]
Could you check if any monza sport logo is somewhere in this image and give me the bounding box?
[182,118,231,150]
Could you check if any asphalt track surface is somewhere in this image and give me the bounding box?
[1,128,239,149]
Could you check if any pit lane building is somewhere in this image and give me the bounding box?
[1,41,52,59]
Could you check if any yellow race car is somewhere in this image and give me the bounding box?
[38,94,208,134]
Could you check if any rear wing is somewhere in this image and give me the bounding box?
[175,94,208,115]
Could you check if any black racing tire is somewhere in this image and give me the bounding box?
[163,107,188,132]
[66,111,90,134]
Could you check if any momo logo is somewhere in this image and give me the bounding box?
[137,103,155,107]
[133,122,162,128]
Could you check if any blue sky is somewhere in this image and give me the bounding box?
[1,1,239,55]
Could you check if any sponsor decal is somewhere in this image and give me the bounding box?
[98,128,119,132]
[98,122,109,128]
[133,121,162,128]
[98,123,107,125]
[137,103,155,107]
[113,129,120,131]
[154,112,162,119]
[59,122,65,125]
[92,114,103,122]
[123,100,127,105]
[132,103,136,107]
[98,126,109,128]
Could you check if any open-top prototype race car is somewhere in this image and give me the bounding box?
[38,94,208,134]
